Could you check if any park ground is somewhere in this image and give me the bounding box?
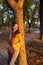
[0,28,43,65]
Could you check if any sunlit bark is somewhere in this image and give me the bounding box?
[15,9,28,65]
[6,0,28,65]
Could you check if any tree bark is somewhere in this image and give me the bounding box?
[15,8,28,65]
[6,0,28,65]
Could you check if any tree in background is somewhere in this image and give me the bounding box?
[0,9,4,27]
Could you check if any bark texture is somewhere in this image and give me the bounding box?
[6,0,28,65]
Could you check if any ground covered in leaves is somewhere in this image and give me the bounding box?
[0,31,43,65]
[26,41,43,65]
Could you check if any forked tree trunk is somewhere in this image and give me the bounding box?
[6,0,28,65]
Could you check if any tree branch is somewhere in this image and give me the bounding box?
[6,0,17,8]
[18,0,24,8]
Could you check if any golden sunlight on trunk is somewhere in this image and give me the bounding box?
[15,8,28,65]
[6,0,28,65]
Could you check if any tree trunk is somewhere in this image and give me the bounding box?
[40,0,43,40]
[15,8,28,65]
[6,0,28,65]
